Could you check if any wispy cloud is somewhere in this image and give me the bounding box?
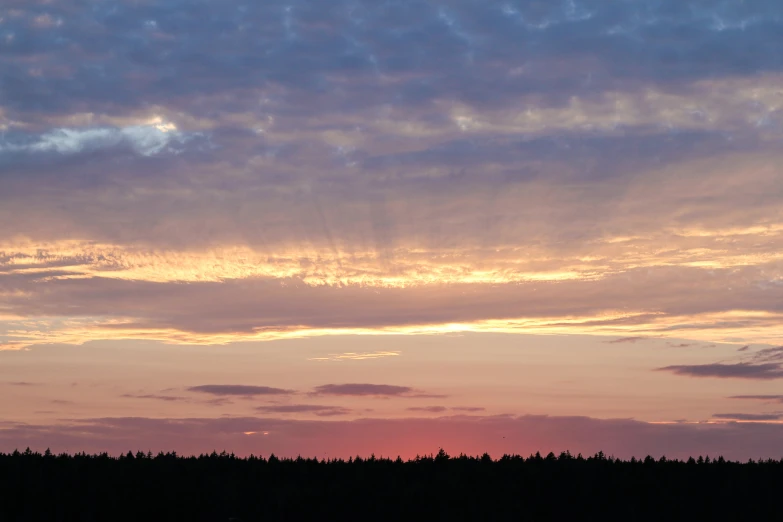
[728,395,783,404]
[407,406,448,413]
[255,405,351,417]
[751,346,783,363]
[0,123,195,157]
[712,413,783,422]
[308,351,400,362]
[187,385,294,396]
[606,337,649,344]
[312,384,413,397]
[312,384,446,399]
[657,363,783,380]
[121,393,188,402]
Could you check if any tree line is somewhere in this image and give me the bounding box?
[1,448,781,521]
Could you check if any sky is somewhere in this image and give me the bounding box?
[1,0,783,460]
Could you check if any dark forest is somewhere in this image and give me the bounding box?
[2,448,782,521]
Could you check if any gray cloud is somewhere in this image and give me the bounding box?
[657,363,783,380]
[312,384,444,398]
[121,393,187,402]
[2,413,783,461]
[1,130,778,251]
[313,384,413,397]
[255,405,351,417]
[728,395,783,404]
[751,346,783,363]
[452,407,486,412]
[3,0,783,121]
[606,337,648,344]
[407,406,448,413]
[712,413,783,421]
[187,385,294,396]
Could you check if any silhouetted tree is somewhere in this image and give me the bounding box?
[435,448,449,462]
[0,448,781,521]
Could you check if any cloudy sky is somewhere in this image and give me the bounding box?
[2,0,783,460]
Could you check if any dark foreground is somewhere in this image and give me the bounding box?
[1,449,782,521]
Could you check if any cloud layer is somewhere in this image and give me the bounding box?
[3,414,783,461]
[1,0,782,400]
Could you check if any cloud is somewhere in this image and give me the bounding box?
[255,405,351,417]
[313,384,412,397]
[3,413,783,461]
[3,0,783,121]
[203,398,233,407]
[751,346,783,363]
[121,393,187,402]
[606,337,648,344]
[452,407,486,412]
[407,406,448,413]
[712,413,783,422]
[308,351,401,362]
[738,345,750,352]
[2,267,783,349]
[312,384,445,398]
[187,385,294,396]
[728,395,783,404]
[6,381,36,386]
[1,0,783,352]
[0,123,195,157]
[657,363,783,380]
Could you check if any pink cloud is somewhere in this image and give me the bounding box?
[657,363,783,380]
[312,384,446,398]
[187,385,294,396]
[2,414,783,462]
[255,405,351,416]
[407,406,448,413]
